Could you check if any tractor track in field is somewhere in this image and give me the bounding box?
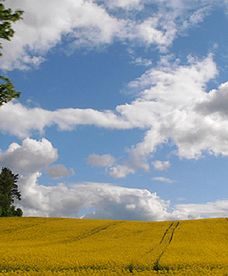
[142,221,180,270]
[153,221,180,269]
[159,222,176,245]
[62,221,124,244]
[35,221,124,247]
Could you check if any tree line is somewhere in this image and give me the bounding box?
[0,1,23,217]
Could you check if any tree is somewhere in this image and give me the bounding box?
[0,3,24,217]
[0,1,23,105]
[0,76,20,105]
[0,167,23,217]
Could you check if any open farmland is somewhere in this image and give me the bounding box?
[0,217,227,275]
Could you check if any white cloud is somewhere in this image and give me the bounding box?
[87,154,135,178]
[101,0,143,10]
[17,172,228,219]
[152,176,174,184]
[119,55,219,162]
[0,138,58,175]
[0,0,216,70]
[1,0,124,70]
[47,164,75,179]
[175,199,228,219]
[184,6,210,26]
[0,102,132,138]
[153,160,171,171]
[17,172,228,220]
[131,57,153,67]
[0,138,226,220]
[2,55,228,176]
[132,15,177,50]
[18,175,171,220]
[196,81,228,117]
[104,54,224,173]
[0,1,227,220]
[108,164,135,178]
[0,138,171,220]
[87,154,115,167]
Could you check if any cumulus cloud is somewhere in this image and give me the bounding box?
[1,0,123,70]
[0,138,58,175]
[119,55,220,161]
[16,172,228,220]
[19,175,172,220]
[153,160,171,171]
[196,82,228,117]
[0,138,171,220]
[0,0,215,70]
[17,172,228,220]
[47,164,75,179]
[99,54,227,173]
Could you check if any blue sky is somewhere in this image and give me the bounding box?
[0,0,228,220]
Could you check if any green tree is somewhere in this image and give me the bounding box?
[0,1,23,105]
[0,76,20,105]
[0,167,23,217]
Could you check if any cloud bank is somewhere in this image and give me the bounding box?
[0,0,215,70]
[0,138,227,220]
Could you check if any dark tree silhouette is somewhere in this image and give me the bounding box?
[0,167,23,217]
[0,76,20,105]
[0,3,24,217]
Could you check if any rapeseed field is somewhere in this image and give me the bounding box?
[0,217,227,275]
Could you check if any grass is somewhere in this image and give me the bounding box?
[0,217,227,275]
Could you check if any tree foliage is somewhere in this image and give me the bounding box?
[0,167,23,217]
[0,3,24,217]
[0,2,23,55]
[0,1,23,105]
[0,76,20,105]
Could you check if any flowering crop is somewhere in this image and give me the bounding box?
[0,217,227,275]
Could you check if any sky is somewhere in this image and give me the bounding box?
[0,0,228,220]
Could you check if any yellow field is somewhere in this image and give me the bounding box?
[0,217,227,275]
